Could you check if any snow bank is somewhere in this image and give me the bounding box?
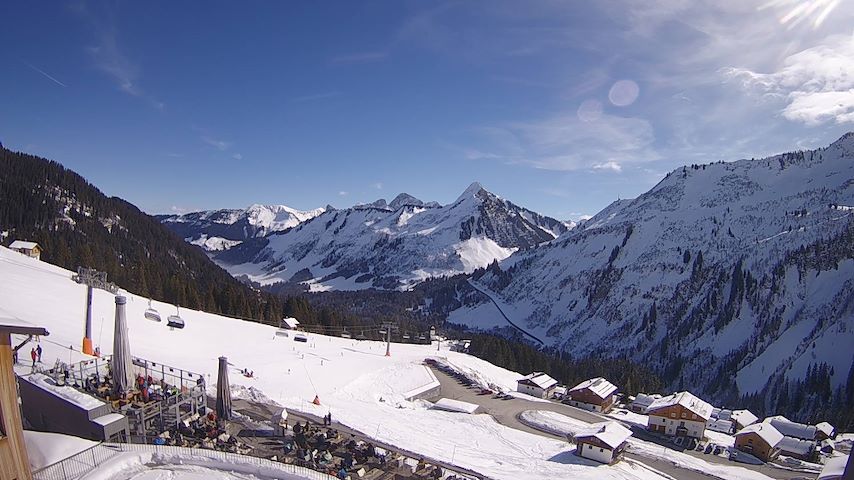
[25,430,98,471]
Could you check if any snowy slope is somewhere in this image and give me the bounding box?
[214,184,569,290]
[159,204,326,251]
[0,246,664,480]
[450,134,854,405]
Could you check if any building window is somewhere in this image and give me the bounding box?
[680,421,685,427]
[588,445,593,449]
[670,413,676,418]
[681,412,686,418]
[599,448,604,453]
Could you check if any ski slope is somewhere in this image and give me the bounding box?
[1,246,665,480]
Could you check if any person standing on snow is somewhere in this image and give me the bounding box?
[30,348,37,367]
[36,344,43,362]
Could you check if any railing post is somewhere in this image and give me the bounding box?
[60,460,68,480]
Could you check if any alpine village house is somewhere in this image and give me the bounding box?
[646,391,714,439]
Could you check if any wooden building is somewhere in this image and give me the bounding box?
[8,241,41,261]
[574,421,632,464]
[646,391,713,439]
[565,377,618,413]
[516,372,558,399]
[734,423,783,462]
[1,318,49,480]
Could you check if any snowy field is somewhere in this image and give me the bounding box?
[2,247,667,480]
[519,410,775,480]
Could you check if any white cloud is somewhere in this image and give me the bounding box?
[373,182,383,190]
[232,153,243,161]
[723,34,854,125]
[338,191,349,197]
[201,136,232,151]
[593,161,623,172]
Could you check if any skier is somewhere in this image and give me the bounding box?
[36,344,43,362]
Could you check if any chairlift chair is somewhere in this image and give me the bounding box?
[402,332,411,340]
[341,327,351,339]
[144,299,162,322]
[167,306,185,329]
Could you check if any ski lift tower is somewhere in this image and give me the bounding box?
[380,321,398,357]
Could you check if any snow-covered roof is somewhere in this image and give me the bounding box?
[736,423,783,448]
[282,317,299,328]
[568,377,617,399]
[92,413,125,426]
[777,436,815,456]
[815,422,835,437]
[553,386,567,395]
[518,372,558,390]
[707,418,733,433]
[574,421,632,449]
[764,416,817,440]
[717,409,732,421]
[630,393,660,408]
[432,398,479,414]
[23,373,105,411]
[731,409,758,427]
[646,391,714,420]
[9,240,39,250]
[818,454,849,480]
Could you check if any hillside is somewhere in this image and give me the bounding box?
[213,183,570,290]
[450,133,854,428]
[0,148,284,322]
[1,245,681,480]
[157,203,326,252]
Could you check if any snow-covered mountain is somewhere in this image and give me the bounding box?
[214,184,570,290]
[451,133,854,407]
[158,204,326,251]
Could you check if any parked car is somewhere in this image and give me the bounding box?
[704,444,714,454]
[713,446,723,456]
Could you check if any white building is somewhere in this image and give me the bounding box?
[730,409,759,431]
[281,317,300,329]
[628,393,660,413]
[646,391,713,439]
[763,416,816,440]
[574,421,632,464]
[516,372,558,399]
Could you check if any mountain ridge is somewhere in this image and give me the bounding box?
[207,183,571,290]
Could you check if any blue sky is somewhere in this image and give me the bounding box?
[2,1,852,219]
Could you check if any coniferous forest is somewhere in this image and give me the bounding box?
[0,148,285,323]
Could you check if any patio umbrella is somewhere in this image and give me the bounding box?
[111,295,134,397]
[216,356,232,420]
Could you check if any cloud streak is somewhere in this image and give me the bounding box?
[201,135,232,151]
[24,62,67,87]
